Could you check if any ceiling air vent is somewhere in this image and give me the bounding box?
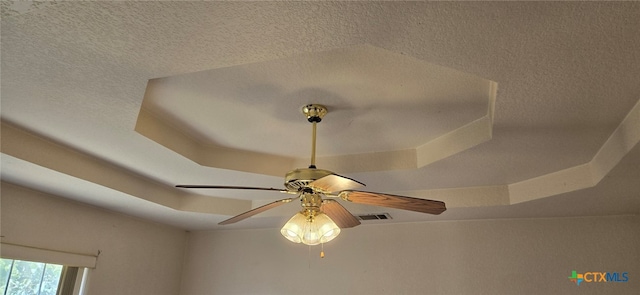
[356,213,392,221]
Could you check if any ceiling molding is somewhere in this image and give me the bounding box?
[135,44,498,175]
[4,97,637,215]
[1,121,250,216]
[509,99,640,204]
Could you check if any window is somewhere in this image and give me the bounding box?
[0,258,78,295]
[1,242,95,295]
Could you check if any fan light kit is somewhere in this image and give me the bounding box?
[177,104,446,247]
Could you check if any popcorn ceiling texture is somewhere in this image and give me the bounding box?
[1,1,639,229]
[0,1,58,17]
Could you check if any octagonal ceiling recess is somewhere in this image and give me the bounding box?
[136,44,497,177]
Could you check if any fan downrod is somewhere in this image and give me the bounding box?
[302,104,327,169]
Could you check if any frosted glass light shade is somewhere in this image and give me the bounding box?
[280,212,341,245]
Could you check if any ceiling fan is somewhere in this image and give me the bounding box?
[176,104,446,244]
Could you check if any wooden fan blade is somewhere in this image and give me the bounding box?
[339,190,446,215]
[219,198,295,225]
[321,199,361,228]
[308,174,365,193]
[176,185,289,193]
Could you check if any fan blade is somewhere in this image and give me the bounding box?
[219,198,295,225]
[309,174,365,193]
[176,185,289,193]
[321,199,361,228]
[339,190,446,215]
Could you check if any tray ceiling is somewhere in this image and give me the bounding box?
[1,1,639,230]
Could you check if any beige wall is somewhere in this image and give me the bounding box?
[2,181,638,295]
[181,215,639,295]
[0,182,187,295]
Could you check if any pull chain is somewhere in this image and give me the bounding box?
[308,245,311,269]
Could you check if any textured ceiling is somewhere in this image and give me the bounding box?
[141,44,493,157]
[1,1,639,231]
[137,44,497,176]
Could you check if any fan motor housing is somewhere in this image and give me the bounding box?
[284,168,333,191]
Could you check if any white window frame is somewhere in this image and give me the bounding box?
[1,242,97,295]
